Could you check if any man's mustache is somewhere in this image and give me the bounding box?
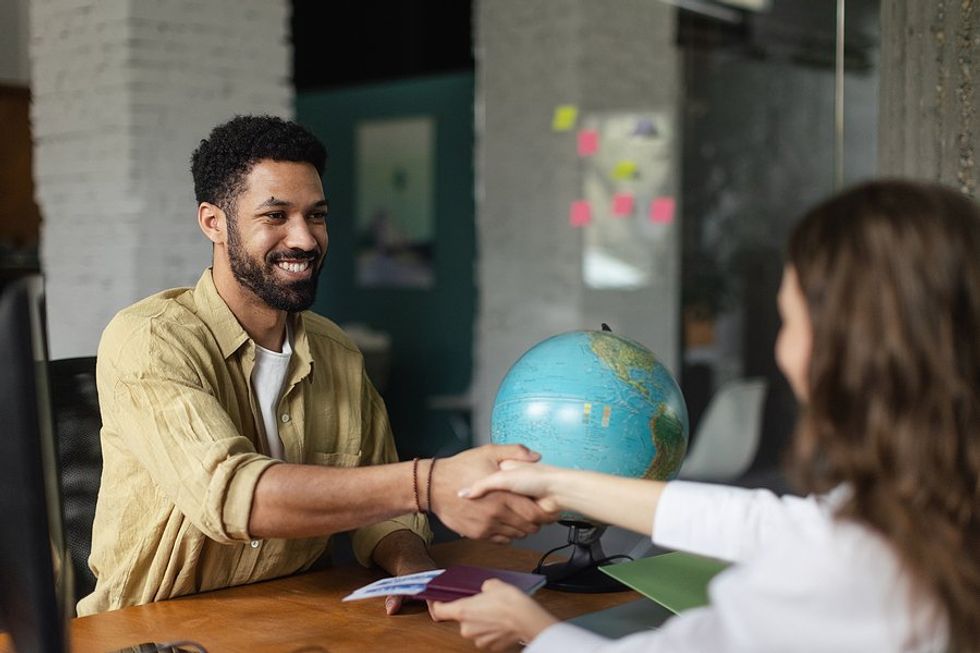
[268,248,321,263]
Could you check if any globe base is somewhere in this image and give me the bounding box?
[533,521,631,594]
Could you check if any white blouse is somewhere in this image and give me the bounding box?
[528,481,947,653]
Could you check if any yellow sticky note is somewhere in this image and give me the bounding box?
[552,105,579,131]
[612,160,638,180]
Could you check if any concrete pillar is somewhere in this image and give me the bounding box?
[879,1,980,194]
[473,0,681,443]
[0,0,30,85]
[30,0,293,358]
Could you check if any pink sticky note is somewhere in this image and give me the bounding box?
[577,129,599,157]
[649,196,676,224]
[612,192,635,216]
[570,200,592,227]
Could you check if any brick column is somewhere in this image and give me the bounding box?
[30,0,293,358]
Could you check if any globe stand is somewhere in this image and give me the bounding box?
[533,520,630,593]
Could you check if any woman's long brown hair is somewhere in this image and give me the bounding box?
[787,180,980,651]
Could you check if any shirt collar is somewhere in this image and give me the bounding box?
[192,268,315,375]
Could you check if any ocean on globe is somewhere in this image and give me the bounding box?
[491,330,689,482]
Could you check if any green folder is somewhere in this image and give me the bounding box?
[599,551,730,614]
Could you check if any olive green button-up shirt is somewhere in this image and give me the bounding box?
[77,270,430,616]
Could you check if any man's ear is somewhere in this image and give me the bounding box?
[198,202,227,245]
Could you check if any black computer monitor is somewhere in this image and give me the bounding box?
[0,277,71,653]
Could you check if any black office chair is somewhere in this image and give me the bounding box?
[48,356,102,607]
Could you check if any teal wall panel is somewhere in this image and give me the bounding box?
[297,73,475,458]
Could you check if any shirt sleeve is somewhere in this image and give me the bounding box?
[98,314,279,545]
[652,480,829,562]
[527,623,613,653]
[526,603,780,653]
[527,522,921,653]
[350,371,433,566]
[527,614,734,653]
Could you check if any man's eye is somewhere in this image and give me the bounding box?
[310,212,328,222]
[265,212,286,220]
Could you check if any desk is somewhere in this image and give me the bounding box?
[2,540,639,653]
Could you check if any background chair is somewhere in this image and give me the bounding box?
[679,372,798,496]
[732,371,797,495]
[678,377,768,482]
[48,356,101,608]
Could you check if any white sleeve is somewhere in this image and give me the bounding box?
[652,480,830,562]
[526,623,612,653]
[527,521,931,653]
[527,615,732,653]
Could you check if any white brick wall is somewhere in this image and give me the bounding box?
[31,0,293,358]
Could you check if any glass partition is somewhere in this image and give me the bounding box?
[676,0,880,486]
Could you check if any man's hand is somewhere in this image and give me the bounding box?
[457,460,562,513]
[431,445,558,544]
[370,529,440,620]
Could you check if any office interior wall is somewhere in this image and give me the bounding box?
[473,0,681,445]
[0,0,30,86]
[31,0,293,359]
[879,1,980,194]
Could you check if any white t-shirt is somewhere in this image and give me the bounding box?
[529,482,948,653]
[251,330,293,460]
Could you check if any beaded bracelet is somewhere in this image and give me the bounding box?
[412,457,423,514]
[426,458,438,514]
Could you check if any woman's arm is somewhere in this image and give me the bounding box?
[463,461,828,562]
[460,461,666,536]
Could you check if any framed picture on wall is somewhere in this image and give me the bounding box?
[355,116,435,288]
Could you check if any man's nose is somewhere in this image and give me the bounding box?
[284,216,320,252]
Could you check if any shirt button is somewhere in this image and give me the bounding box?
[250,540,260,548]
[281,414,291,423]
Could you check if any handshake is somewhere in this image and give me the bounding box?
[431,444,559,544]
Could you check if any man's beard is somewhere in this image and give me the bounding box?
[226,220,323,312]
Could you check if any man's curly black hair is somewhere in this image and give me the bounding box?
[190,115,327,212]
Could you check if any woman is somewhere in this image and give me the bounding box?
[432,180,980,652]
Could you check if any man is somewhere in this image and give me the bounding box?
[79,115,550,616]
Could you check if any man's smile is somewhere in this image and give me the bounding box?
[274,259,313,275]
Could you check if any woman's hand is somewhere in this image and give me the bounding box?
[460,461,666,538]
[431,579,559,651]
[458,460,563,514]
[435,445,554,543]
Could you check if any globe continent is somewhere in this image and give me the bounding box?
[491,331,688,481]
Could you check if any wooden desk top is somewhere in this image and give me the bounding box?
[3,540,638,653]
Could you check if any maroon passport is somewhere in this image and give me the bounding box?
[414,564,547,602]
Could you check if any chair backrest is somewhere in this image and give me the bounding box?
[678,377,768,482]
[732,370,799,495]
[48,356,101,608]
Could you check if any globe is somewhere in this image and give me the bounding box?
[491,330,689,483]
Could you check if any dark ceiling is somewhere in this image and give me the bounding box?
[291,1,475,91]
[291,1,878,91]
